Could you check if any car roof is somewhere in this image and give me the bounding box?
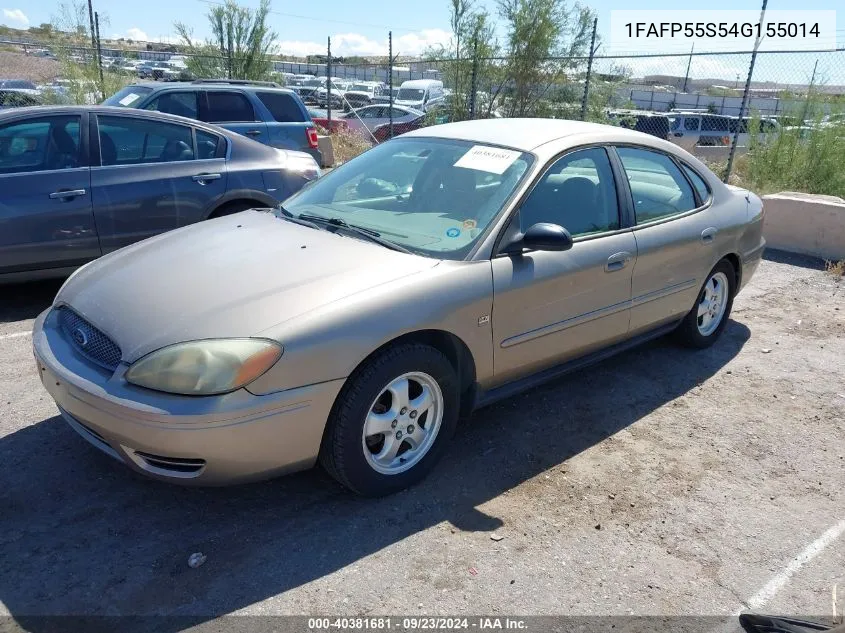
[125,81,299,95]
[400,79,442,88]
[0,104,238,135]
[403,118,661,152]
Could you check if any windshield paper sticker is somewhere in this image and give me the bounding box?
[118,93,140,106]
[454,145,521,174]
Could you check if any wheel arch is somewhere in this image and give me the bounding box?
[721,252,742,293]
[336,329,478,417]
[206,197,273,219]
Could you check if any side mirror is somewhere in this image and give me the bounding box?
[503,222,573,254]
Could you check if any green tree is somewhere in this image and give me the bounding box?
[175,0,277,81]
[497,0,594,116]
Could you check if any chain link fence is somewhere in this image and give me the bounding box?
[1,34,843,192]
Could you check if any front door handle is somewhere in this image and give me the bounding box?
[605,251,633,272]
[49,189,86,200]
[701,227,718,243]
[245,129,262,136]
[192,173,222,183]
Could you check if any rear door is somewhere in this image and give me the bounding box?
[615,145,716,335]
[201,90,268,144]
[253,90,314,153]
[90,113,228,253]
[0,113,99,275]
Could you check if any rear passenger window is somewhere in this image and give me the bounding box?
[256,92,306,122]
[519,147,620,237]
[196,129,222,160]
[681,164,710,203]
[205,92,256,123]
[616,147,697,223]
[684,117,700,131]
[98,116,194,166]
[143,92,199,119]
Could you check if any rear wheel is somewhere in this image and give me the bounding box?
[675,259,736,348]
[319,343,459,496]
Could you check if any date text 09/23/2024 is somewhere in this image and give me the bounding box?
[308,617,528,630]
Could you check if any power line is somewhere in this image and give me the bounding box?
[195,0,424,34]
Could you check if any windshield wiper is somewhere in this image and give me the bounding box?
[276,207,323,230]
[294,213,413,254]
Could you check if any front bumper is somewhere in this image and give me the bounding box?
[32,308,345,485]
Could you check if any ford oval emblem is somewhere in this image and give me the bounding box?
[72,327,88,348]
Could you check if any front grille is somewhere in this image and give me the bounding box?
[56,307,122,371]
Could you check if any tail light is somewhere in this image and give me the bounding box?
[306,127,319,149]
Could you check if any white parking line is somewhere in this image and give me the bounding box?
[0,331,31,341]
[739,518,845,614]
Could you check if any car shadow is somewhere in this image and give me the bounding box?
[763,248,826,271]
[0,321,750,628]
[1,280,62,324]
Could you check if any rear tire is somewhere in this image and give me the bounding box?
[319,343,459,497]
[675,259,736,348]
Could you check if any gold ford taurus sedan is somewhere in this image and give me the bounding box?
[33,119,765,496]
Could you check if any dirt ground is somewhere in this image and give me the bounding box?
[0,251,843,629]
[0,51,61,83]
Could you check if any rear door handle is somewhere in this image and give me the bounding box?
[245,129,262,136]
[605,251,633,272]
[701,227,718,243]
[49,189,86,200]
[192,173,222,183]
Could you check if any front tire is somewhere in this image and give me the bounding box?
[675,259,736,348]
[319,343,459,496]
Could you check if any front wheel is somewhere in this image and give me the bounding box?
[319,343,459,496]
[675,259,736,348]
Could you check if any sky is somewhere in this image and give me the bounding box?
[0,0,842,82]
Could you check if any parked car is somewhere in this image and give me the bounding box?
[607,110,671,140]
[0,79,38,91]
[308,109,348,133]
[373,86,400,104]
[343,82,385,110]
[0,105,319,283]
[668,111,779,149]
[103,80,322,164]
[395,79,445,112]
[314,81,351,108]
[137,61,170,81]
[292,77,331,105]
[0,89,41,109]
[371,113,426,142]
[342,104,424,137]
[31,118,765,496]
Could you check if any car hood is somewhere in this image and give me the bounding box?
[56,210,439,363]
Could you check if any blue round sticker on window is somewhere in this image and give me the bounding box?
[446,227,461,238]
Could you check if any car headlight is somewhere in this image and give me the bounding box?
[125,339,283,396]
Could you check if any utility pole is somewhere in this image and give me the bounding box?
[327,37,332,126]
[87,0,96,51]
[94,11,105,100]
[682,42,694,93]
[388,31,394,139]
[468,33,479,119]
[579,17,598,121]
[725,0,767,182]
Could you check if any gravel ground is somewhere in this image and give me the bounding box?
[0,252,843,629]
[0,51,60,83]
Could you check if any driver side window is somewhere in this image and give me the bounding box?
[518,147,620,237]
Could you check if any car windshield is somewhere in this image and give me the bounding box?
[304,78,324,87]
[397,88,425,101]
[282,137,533,260]
[351,84,373,92]
[102,86,154,107]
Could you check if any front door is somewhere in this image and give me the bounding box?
[90,114,227,253]
[491,146,636,385]
[0,113,99,275]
